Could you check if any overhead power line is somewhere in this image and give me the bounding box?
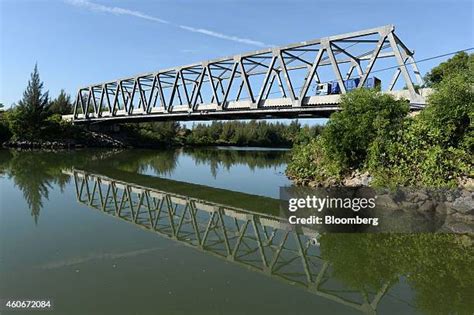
[371,47,474,74]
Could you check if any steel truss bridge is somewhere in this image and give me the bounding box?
[69,25,428,124]
[69,169,397,314]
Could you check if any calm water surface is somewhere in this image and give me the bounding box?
[0,148,472,315]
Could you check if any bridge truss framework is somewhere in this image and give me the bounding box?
[72,25,424,123]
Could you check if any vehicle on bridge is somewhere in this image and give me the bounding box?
[315,77,381,95]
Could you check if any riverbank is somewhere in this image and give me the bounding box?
[1,136,293,150]
[0,121,310,150]
[2,130,129,149]
[289,169,474,190]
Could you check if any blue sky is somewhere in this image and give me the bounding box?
[1,0,473,108]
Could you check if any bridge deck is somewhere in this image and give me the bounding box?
[64,89,430,123]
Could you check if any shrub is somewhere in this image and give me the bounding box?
[286,137,341,182]
[420,72,473,147]
[122,121,181,146]
[322,89,409,171]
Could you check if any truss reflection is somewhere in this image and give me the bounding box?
[69,169,397,314]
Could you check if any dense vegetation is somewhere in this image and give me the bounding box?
[183,120,322,147]
[117,120,322,148]
[287,52,473,187]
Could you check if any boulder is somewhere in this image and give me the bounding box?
[450,191,474,214]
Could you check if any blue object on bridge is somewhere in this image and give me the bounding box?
[330,78,361,94]
[364,77,381,89]
[345,78,360,91]
[329,77,381,94]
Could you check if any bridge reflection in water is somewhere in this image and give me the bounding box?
[69,169,393,314]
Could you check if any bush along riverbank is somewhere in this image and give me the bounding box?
[286,52,473,190]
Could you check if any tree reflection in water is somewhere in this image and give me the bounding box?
[320,233,473,314]
[0,150,70,223]
[0,148,288,221]
[103,148,289,179]
[1,149,472,314]
[184,147,289,178]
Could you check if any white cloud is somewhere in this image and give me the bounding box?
[65,0,268,47]
[178,25,267,47]
[65,0,169,24]
[180,49,199,53]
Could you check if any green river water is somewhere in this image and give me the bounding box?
[0,148,472,315]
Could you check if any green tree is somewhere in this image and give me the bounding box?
[183,120,322,147]
[421,71,473,148]
[49,89,73,115]
[424,52,473,87]
[0,108,11,143]
[220,122,235,143]
[8,64,50,140]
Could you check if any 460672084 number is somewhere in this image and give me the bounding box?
[1,299,53,311]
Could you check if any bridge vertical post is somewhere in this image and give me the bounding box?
[206,63,221,108]
[73,90,81,119]
[393,33,424,86]
[237,56,255,106]
[221,63,238,108]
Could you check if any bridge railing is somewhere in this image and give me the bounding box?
[72,25,424,122]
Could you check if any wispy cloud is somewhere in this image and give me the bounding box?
[178,25,267,47]
[65,0,269,47]
[180,49,199,54]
